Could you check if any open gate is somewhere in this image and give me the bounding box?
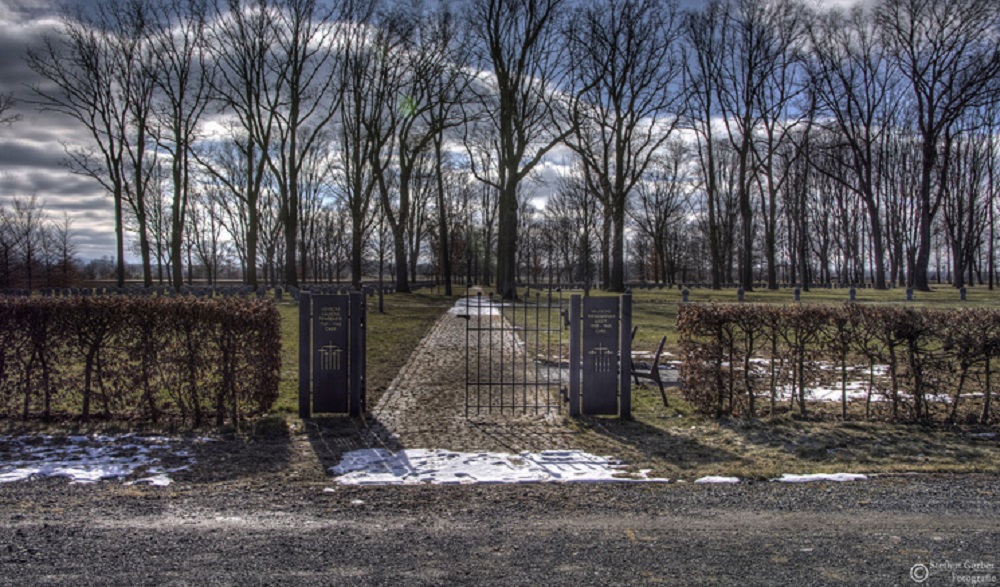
[459,291,631,419]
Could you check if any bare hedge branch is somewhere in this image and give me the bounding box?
[678,303,999,424]
[0,296,280,425]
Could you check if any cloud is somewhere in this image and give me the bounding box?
[0,2,120,260]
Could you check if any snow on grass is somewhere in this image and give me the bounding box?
[773,473,868,483]
[0,434,197,486]
[695,476,741,484]
[329,448,669,486]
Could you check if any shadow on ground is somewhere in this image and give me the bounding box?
[178,416,298,484]
[570,411,742,476]
[302,414,400,472]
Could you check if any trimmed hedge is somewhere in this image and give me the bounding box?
[0,296,281,426]
[677,303,998,424]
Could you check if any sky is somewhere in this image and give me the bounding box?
[0,0,868,262]
[0,0,118,260]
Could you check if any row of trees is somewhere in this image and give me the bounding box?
[0,195,79,289]
[15,0,1000,296]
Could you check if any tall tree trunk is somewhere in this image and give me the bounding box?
[496,180,518,299]
[435,138,452,295]
[115,185,126,287]
[610,202,626,291]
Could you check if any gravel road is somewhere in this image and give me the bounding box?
[2,473,998,586]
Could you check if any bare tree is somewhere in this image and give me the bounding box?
[878,0,1000,291]
[10,195,48,289]
[26,0,158,287]
[51,212,79,286]
[808,3,898,289]
[548,162,601,290]
[0,93,18,125]
[707,0,805,291]
[268,0,361,286]
[941,123,992,288]
[684,1,728,289]
[337,3,388,289]
[206,0,280,287]
[390,3,472,294]
[149,0,214,289]
[467,0,572,299]
[629,142,692,286]
[564,0,685,291]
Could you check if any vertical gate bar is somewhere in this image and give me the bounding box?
[620,293,632,419]
[501,292,505,413]
[535,292,541,413]
[360,292,367,413]
[349,291,363,417]
[465,295,471,418]
[555,289,562,413]
[522,293,528,413]
[298,291,311,419]
[509,292,514,413]
[569,294,581,417]
[488,292,495,413]
[478,292,484,416]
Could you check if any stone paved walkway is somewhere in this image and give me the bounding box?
[363,301,581,453]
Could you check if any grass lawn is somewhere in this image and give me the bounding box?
[270,286,462,415]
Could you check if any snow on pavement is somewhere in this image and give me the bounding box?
[0,434,198,485]
[774,473,868,483]
[695,476,741,484]
[448,296,504,317]
[329,448,670,486]
[694,474,870,484]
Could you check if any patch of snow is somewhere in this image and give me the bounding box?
[330,448,669,486]
[127,474,173,487]
[773,473,868,483]
[695,476,741,484]
[0,434,197,486]
[448,297,504,317]
[968,432,997,439]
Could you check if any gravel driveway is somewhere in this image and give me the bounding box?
[1,474,998,586]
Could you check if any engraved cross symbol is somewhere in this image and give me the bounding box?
[588,345,615,372]
[318,344,342,371]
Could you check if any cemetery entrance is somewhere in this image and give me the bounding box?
[460,292,632,419]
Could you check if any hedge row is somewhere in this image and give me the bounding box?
[677,304,998,423]
[0,296,281,426]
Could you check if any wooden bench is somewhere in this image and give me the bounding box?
[630,329,669,406]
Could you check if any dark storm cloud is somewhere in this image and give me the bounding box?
[0,1,120,259]
[0,136,67,168]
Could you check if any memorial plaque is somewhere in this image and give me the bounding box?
[312,295,350,413]
[582,296,620,415]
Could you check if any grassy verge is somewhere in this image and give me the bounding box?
[566,384,1000,481]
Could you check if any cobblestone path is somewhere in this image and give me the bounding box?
[364,303,580,452]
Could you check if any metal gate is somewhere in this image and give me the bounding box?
[459,291,567,417]
[459,291,633,419]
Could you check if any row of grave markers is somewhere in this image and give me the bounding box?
[0,284,398,301]
[678,286,973,303]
